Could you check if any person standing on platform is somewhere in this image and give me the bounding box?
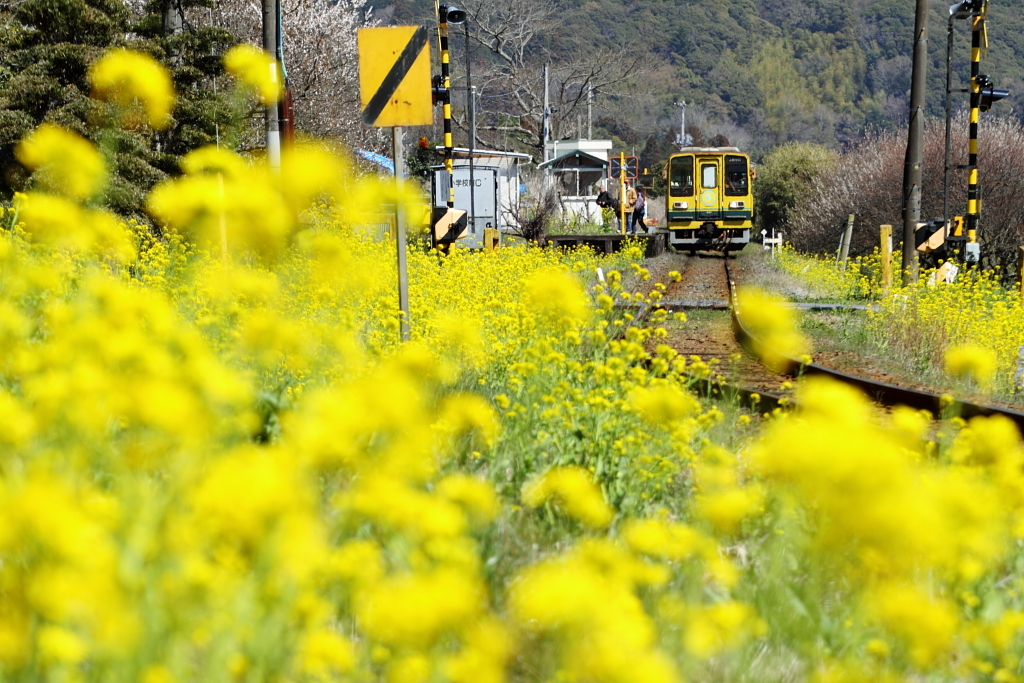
[631,187,647,234]
[595,185,621,232]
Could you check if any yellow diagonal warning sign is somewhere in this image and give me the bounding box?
[358,26,433,128]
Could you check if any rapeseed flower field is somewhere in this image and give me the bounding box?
[776,245,1024,399]
[5,47,1024,683]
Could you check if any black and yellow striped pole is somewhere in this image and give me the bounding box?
[437,2,454,210]
[435,4,465,210]
[966,10,982,250]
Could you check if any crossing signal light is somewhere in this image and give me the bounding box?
[431,75,447,106]
[977,75,1010,112]
[438,4,466,23]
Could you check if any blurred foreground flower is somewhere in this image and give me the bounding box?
[522,466,613,529]
[736,286,810,373]
[224,44,282,105]
[944,344,996,388]
[15,124,106,200]
[523,267,591,327]
[89,49,175,128]
[15,192,132,261]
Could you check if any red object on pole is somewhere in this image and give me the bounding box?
[281,84,295,147]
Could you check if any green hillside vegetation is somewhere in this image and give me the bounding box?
[385,0,1024,158]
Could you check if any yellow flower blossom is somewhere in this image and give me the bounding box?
[15,124,106,199]
[944,344,997,387]
[224,43,282,105]
[522,466,613,529]
[356,568,483,647]
[736,286,810,372]
[89,48,175,128]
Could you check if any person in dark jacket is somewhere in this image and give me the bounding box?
[595,188,621,232]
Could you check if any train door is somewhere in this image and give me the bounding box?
[696,156,722,220]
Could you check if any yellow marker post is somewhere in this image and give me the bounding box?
[619,151,626,236]
[1018,246,1024,301]
[880,224,893,295]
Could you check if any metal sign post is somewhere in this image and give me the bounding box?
[393,126,410,342]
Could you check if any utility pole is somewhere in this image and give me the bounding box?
[543,63,550,162]
[901,0,928,284]
[262,0,281,168]
[674,101,688,147]
[587,85,593,140]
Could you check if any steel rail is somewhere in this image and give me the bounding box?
[723,258,1024,431]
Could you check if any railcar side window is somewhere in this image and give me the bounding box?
[669,156,694,196]
[701,164,717,189]
[725,155,748,196]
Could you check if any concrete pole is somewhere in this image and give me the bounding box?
[839,214,855,271]
[587,85,593,139]
[262,0,281,168]
[901,0,928,284]
[543,64,550,162]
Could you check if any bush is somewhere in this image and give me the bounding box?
[753,142,837,237]
[789,115,1024,271]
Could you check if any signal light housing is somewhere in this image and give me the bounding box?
[431,75,447,106]
[439,4,466,24]
[975,74,1010,112]
[949,0,983,18]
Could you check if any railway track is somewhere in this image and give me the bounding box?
[638,250,1024,429]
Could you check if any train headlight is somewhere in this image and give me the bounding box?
[729,201,745,209]
[673,201,689,209]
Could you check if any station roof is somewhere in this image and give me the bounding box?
[434,146,533,161]
[536,150,609,171]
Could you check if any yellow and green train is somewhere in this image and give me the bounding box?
[665,147,753,253]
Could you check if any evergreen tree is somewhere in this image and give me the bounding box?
[0,0,235,215]
[132,0,237,157]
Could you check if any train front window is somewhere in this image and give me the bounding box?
[669,156,694,196]
[701,164,717,189]
[725,155,748,196]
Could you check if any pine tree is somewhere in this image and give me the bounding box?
[133,0,237,157]
[0,0,236,215]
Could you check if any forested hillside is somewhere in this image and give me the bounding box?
[383,0,1024,158]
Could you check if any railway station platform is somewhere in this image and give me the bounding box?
[543,231,667,258]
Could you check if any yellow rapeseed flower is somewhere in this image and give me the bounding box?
[629,384,699,424]
[224,43,282,105]
[523,267,591,326]
[521,466,613,529]
[89,49,175,128]
[944,344,997,388]
[736,286,810,372]
[355,568,483,648]
[15,124,106,199]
